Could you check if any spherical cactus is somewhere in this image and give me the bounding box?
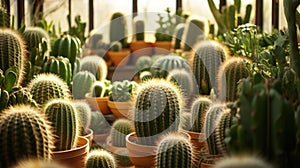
[75,101,92,133]
[217,57,250,102]
[192,40,227,95]
[214,156,272,168]
[85,149,116,168]
[133,79,182,145]
[191,97,212,133]
[44,99,79,151]
[0,105,55,168]
[8,86,37,107]
[89,111,110,134]
[0,6,10,27]
[22,27,50,53]
[135,55,152,74]
[150,54,191,78]
[114,149,133,167]
[110,41,122,52]
[28,73,70,105]
[72,71,96,99]
[110,119,134,147]
[0,28,26,85]
[156,133,193,168]
[215,110,233,155]
[80,55,108,81]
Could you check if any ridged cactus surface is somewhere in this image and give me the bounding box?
[110,119,134,147]
[22,27,50,52]
[215,110,233,155]
[0,6,10,27]
[75,101,92,133]
[80,55,108,81]
[85,149,116,168]
[72,71,96,99]
[191,97,212,132]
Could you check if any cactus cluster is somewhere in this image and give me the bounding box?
[110,119,134,147]
[22,27,51,53]
[75,102,92,133]
[79,55,108,81]
[191,97,212,133]
[72,71,96,99]
[109,80,138,102]
[85,149,116,168]
[0,105,55,168]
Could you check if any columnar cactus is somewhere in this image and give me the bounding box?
[109,12,128,48]
[0,6,10,27]
[110,41,122,52]
[133,79,182,145]
[134,20,145,41]
[80,55,108,81]
[22,27,50,53]
[85,149,116,168]
[75,102,92,133]
[150,54,191,78]
[44,99,79,151]
[72,71,96,99]
[191,97,212,133]
[217,57,250,101]
[110,119,134,147]
[156,133,193,168]
[0,105,55,168]
[192,40,227,95]
[215,110,233,155]
[28,73,70,105]
[0,28,26,85]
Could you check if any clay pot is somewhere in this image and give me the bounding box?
[80,128,93,150]
[107,100,132,119]
[52,136,89,168]
[85,93,110,114]
[107,49,131,66]
[154,41,172,55]
[183,130,207,151]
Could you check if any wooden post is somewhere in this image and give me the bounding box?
[255,0,263,30]
[272,0,279,29]
[219,0,226,12]
[17,0,24,28]
[132,0,137,17]
[89,0,94,31]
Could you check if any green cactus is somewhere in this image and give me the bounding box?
[135,55,152,75]
[8,86,37,107]
[114,149,133,167]
[156,132,193,168]
[75,102,92,133]
[42,56,72,86]
[0,88,9,112]
[134,20,145,41]
[0,105,55,168]
[22,27,51,53]
[44,99,80,151]
[133,79,182,145]
[28,73,70,105]
[109,12,128,48]
[139,71,152,81]
[215,110,233,155]
[191,97,212,133]
[85,149,116,168]
[0,6,10,27]
[89,111,110,134]
[180,112,192,131]
[110,119,134,147]
[217,57,250,102]
[109,80,138,102]
[80,55,108,81]
[192,40,227,95]
[0,28,27,85]
[91,80,111,97]
[214,155,272,168]
[172,23,185,50]
[110,41,122,52]
[72,71,96,99]
[150,54,191,78]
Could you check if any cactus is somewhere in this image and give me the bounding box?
[133,79,182,145]
[0,28,27,85]
[191,97,212,133]
[110,41,122,52]
[89,111,110,134]
[110,119,134,147]
[72,71,96,99]
[134,20,145,41]
[114,149,133,167]
[139,71,152,81]
[44,99,80,151]
[0,105,55,168]
[214,155,272,168]
[91,80,111,97]
[192,40,227,95]
[180,112,192,131]
[150,54,191,78]
[85,149,116,168]
[109,12,128,48]
[14,159,68,168]
[172,23,185,50]
[135,55,152,75]
[8,86,37,107]
[0,5,10,27]
[75,101,92,133]
[109,80,138,102]
[22,27,50,53]
[80,55,108,81]
[166,68,196,97]
[42,56,72,86]
[156,132,193,168]
[217,57,250,102]
[28,73,70,105]
[215,110,233,155]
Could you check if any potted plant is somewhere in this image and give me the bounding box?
[107,41,131,67]
[108,80,138,119]
[89,111,111,145]
[85,80,112,114]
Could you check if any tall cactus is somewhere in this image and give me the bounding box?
[191,97,212,133]
[86,149,116,168]
[0,105,55,168]
[44,99,80,151]
[72,71,96,99]
[22,27,50,53]
[80,55,108,81]
[217,57,250,102]
[133,79,182,145]
[156,133,193,168]
[0,5,10,27]
[0,28,27,85]
[110,119,134,147]
[192,40,227,95]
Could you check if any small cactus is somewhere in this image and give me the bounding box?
[109,12,128,48]
[109,80,138,102]
[135,55,152,75]
[80,55,108,81]
[172,23,185,50]
[72,71,96,99]
[85,149,116,168]
[91,80,111,97]
[191,97,212,133]
[134,20,145,41]
[75,101,92,133]
[110,119,134,147]
[110,41,122,52]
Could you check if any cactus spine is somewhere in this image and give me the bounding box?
[80,55,108,81]
[8,86,37,107]
[85,149,116,168]
[0,28,26,85]
[0,105,55,168]
[133,79,182,145]
[191,97,212,133]
[215,110,233,155]
[72,71,96,99]
[217,57,250,102]
[0,6,10,27]
[22,27,50,53]
[192,40,227,95]
[111,119,134,147]
[75,102,92,133]
[28,73,70,105]
[156,133,193,168]
[44,99,79,151]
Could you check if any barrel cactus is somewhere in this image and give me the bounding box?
[133,79,182,145]
[72,71,96,99]
[217,57,250,101]
[85,149,116,168]
[0,105,55,168]
[156,133,193,168]
[80,55,108,81]
[0,28,26,85]
[135,55,152,75]
[110,119,134,147]
[192,40,227,95]
[28,73,70,105]
[191,97,212,133]
[0,6,10,27]
[22,27,50,53]
[75,101,92,133]
[44,99,79,151]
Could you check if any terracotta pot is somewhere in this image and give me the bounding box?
[183,130,207,151]
[85,93,110,114]
[154,41,172,55]
[107,100,132,119]
[52,136,89,168]
[107,49,131,66]
[130,41,153,62]
[80,128,93,150]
